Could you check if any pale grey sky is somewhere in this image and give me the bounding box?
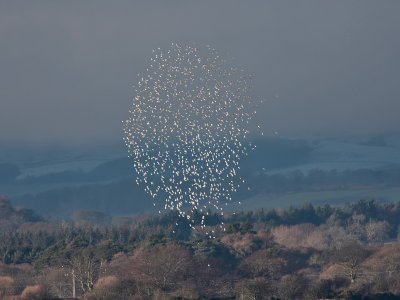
[1,1,400,145]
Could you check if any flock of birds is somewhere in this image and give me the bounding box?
[123,43,260,234]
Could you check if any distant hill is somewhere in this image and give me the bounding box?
[3,135,400,217]
[0,196,42,229]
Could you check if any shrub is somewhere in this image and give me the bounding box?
[0,276,14,297]
[21,285,49,299]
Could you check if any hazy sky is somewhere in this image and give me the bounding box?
[1,1,400,145]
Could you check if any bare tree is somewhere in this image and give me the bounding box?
[235,278,275,300]
[221,232,263,257]
[239,249,285,279]
[129,244,195,296]
[69,253,100,295]
[365,220,390,245]
[279,274,309,300]
[271,223,325,250]
[333,243,370,283]
[346,214,367,242]
[40,267,71,298]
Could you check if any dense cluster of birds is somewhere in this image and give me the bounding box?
[123,43,260,234]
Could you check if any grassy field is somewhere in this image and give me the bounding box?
[238,186,400,211]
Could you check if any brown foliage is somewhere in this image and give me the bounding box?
[239,249,285,279]
[0,276,14,297]
[221,232,262,257]
[272,222,360,251]
[312,277,351,299]
[279,274,310,300]
[361,242,400,294]
[365,220,390,245]
[87,276,137,300]
[128,244,195,296]
[272,223,328,250]
[95,275,119,289]
[362,242,400,273]
[40,267,71,298]
[20,285,49,299]
[0,263,34,296]
[331,243,371,283]
[319,264,344,280]
[321,223,356,250]
[235,277,276,299]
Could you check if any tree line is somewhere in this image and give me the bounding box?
[1,196,400,299]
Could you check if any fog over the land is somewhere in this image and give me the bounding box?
[1,1,400,145]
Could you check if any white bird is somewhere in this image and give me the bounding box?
[123,43,261,237]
